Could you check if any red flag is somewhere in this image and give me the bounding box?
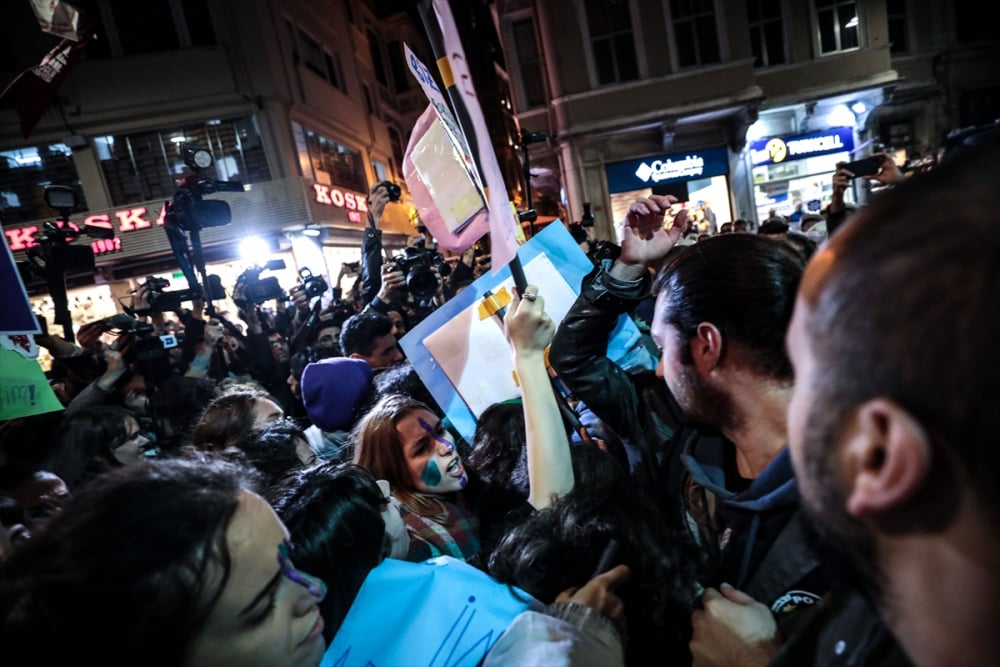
[0,32,90,139]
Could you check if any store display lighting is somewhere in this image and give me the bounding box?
[827,104,857,128]
[239,237,270,261]
[851,101,867,115]
[302,226,322,237]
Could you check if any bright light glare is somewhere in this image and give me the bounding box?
[845,16,859,28]
[851,101,867,114]
[239,237,270,261]
[827,104,857,128]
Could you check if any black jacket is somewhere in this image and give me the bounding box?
[551,260,829,635]
[549,260,684,490]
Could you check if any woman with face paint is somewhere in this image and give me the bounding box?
[0,457,330,667]
[352,285,576,563]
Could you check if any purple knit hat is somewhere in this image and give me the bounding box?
[301,357,373,432]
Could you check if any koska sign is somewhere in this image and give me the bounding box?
[3,204,169,255]
[750,127,855,166]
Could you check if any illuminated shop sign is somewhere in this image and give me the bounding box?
[605,147,730,194]
[3,204,168,254]
[311,184,368,214]
[750,127,855,166]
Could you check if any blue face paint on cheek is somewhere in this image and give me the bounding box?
[278,542,327,601]
[421,459,443,487]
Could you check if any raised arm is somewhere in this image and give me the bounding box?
[504,285,573,510]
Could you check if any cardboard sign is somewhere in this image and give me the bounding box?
[321,556,536,667]
[400,222,656,442]
[0,338,63,421]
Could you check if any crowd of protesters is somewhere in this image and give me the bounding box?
[1,134,998,667]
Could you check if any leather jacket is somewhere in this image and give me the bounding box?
[549,260,684,491]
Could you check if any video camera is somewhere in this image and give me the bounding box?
[131,275,223,316]
[163,144,244,232]
[93,313,176,363]
[391,241,451,299]
[234,259,286,307]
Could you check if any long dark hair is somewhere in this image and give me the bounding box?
[270,462,386,644]
[0,457,257,667]
[44,406,135,489]
[489,445,705,665]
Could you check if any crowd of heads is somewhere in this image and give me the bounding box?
[1,140,998,667]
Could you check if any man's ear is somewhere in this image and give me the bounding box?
[690,322,723,373]
[842,398,933,518]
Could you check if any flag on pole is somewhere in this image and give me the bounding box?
[0,31,90,139]
[29,0,83,41]
[431,0,521,271]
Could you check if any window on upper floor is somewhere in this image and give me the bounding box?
[584,0,639,85]
[388,41,410,93]
[291,122,366,192]
[510,17,546,108]
[86,0,216,58]
[94,117,270,207]
[288,22,346,93]
[887,0,909,53]
[747,0,786,67]
[815,0,860,54]
[0,143,86,225]
[362,84,376,116]
[368,31,388,87]
[670,0,720,68]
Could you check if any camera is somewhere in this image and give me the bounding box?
[235,259,287,307]
[378,180,402,202]
[163,144,244,233]
[588,240,621,265]
[298,267,329,299]
[94,313,169,363]
[391,244,450,299]
[134,276,214,315]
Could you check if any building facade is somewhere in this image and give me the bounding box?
[494,0,1000,238]
[0,0,432,328]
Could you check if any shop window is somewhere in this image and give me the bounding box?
[814,0,860,55]
[670,0,721,68]
[96,117,270,207]
[293,122,366,192]
[584,0,639,85]
[747,0,786,67]
[887,0,909,53]
[0,143,85,224]
[510,17,546,108]
[368,30,388,86]
[88,0,216,58]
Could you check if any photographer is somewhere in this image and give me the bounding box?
[360,182,396,305]
[826,151,904,235]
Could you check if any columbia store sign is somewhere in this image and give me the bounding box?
[604,147,729,194]
[634,155,705,183]
[750,127,854,166]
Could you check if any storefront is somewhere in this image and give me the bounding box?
[6,175,416,340]
[749,127,856,222]
[604,146,733,238]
